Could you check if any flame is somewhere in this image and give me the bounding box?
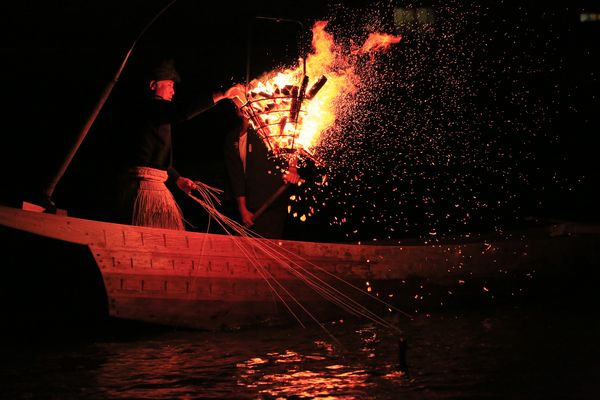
[239,21,402,162]
[352,33,402,55]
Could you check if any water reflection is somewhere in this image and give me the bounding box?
[237,349,373,398]
[4,302,597,399]
[90,324,407,399]
[235,326,410,399]
[93,336,252,399]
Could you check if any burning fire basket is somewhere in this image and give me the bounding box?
[234,73,328,161]
[230,17,401,220]
[237,16,330,164]
[232,16,330,220]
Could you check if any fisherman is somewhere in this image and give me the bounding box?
[118,58,245,230]
[223,102,300,238]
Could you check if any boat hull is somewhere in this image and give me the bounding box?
[2,205,599,330]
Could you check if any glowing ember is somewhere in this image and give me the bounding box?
[235,21,402,162]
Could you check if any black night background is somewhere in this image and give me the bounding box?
[1,1,600,399]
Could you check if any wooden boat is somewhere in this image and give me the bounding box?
[4,8,596,332]
[2,204,599,331]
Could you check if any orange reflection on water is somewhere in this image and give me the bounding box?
[236,347,373,399]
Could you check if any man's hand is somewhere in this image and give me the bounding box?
[213,83,246,103]
[236,196,254,227]
[239,206,255,227]
[283,166,301,185]
[176,176,196,194]
[224,83,246,100]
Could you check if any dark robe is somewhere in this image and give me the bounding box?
[116,93,216,226]
[224,126,288,239]
[125,93,216,180]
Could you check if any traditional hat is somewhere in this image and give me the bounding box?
[150,58,181,83]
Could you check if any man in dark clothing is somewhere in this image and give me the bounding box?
[223,106,299,238]
[119,59,244,229]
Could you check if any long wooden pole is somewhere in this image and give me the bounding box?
[252,183,291,221]
[42,0,178,211]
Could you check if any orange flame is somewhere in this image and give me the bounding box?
[352,33,402,55]
[238,21,402,161]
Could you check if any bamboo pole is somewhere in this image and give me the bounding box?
[41,0,178,211]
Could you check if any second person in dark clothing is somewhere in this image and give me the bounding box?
[223,104,300,239]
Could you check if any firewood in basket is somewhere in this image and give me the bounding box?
[306,75,328,99]
[289,76,309,124]
[278,116,288,136]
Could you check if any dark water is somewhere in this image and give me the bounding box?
[2,296,599,400]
